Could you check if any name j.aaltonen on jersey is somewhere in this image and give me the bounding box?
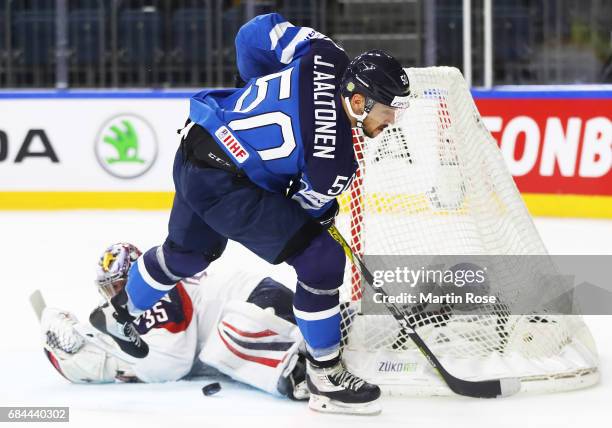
[312,55,338,160]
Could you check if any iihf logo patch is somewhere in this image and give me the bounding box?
[214,126,249,163]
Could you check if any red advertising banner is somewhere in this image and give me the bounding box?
[475,98,612,196]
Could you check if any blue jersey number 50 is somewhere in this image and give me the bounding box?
[231,68,296,161]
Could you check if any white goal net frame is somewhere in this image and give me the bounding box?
[336,67,599,396]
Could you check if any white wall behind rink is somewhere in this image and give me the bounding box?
[0,97,189,191]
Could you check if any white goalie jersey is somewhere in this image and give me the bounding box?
[41,270,304,397]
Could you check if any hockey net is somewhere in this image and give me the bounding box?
[336,67,599,395]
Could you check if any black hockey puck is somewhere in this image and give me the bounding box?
[202,382,221,396]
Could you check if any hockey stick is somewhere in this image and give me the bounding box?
[328,225,520,398]
[30,289,47,321]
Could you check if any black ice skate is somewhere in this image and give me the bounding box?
[89,289,149,359]
[306,355,381,415]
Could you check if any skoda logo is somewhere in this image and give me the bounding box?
[95,114,158,179]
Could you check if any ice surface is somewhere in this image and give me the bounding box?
[0,211,609,427]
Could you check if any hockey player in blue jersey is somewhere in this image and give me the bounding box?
[90,13,410,415]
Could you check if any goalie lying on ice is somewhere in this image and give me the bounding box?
[40,243,308,401]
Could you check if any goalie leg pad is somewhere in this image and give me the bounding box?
[199,300,304,397]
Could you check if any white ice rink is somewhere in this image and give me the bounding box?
[0,211,610,428]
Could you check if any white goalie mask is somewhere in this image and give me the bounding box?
[95,243,142,301]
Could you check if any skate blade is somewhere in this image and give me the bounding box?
[308,394,382,415]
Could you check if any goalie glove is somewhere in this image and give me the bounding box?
[41,307,138,384]
[42,308,85,355]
